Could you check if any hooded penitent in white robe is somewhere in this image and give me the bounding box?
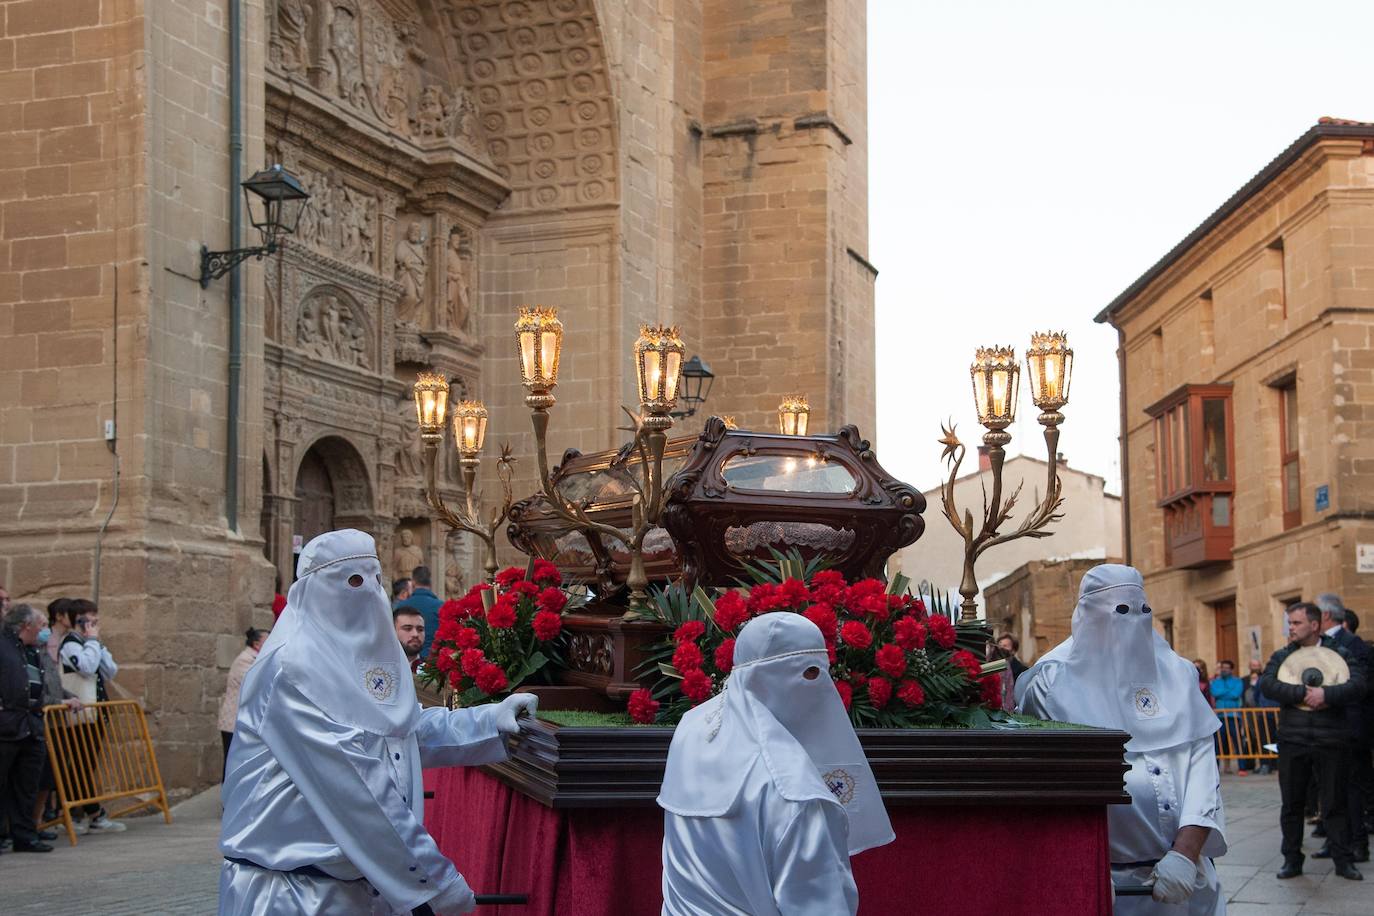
[1016,564,1227,916]
[658,612,895,915]
[218,530,535,916]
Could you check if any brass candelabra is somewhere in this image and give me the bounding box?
[940,332,1074,621]
[412,375,516,582]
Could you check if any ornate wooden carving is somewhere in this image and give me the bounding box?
[487,718,1131,809]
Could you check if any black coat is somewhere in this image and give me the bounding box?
[0,632,43,742]
[1328,628,1374,745]
[1259,636,1367,748]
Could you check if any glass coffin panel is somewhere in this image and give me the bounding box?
[721,454,857,494]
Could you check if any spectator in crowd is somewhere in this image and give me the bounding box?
[218,628,268,779]
[271,574,287,622]
[58,598,125,834]
[1261,602,1366,880]
[393,607,426,672]
[1242,659,1280,775]
[1347,609,1362,635]
[1,604,55,852]
[32,612,80,837]
[1211,660,1247,774]
[391,576,414,609]
[407,566,442,659]
[1194,659,1214,707]
[1314,593,1372,863]
[995,633,1027,682]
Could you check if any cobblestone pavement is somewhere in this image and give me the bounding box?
[0,771,1366,913]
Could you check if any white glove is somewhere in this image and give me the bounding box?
[1149,850,1199,904]
[493,691,538,735]
[425,871,477,915]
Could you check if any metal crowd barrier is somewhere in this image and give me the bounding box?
[1213,707,1280,763]
[40,700,173,845]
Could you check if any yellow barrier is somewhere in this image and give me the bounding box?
[1213,707,1280,763]
[41,700,172,846]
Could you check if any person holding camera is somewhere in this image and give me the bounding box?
[58,598,125,834]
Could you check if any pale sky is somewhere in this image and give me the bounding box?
[870,0,1374,496]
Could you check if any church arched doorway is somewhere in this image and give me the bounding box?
[294,447,336,546]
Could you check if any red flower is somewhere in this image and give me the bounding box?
[532,559,562,586]
[714,638,736,674]
[628,688,660,724]
[810,570,846,590]
[779,577,811,607]
[713,591,749,631]
[460,648,486,677]
[672,641,704,672]
[803,603,838,641]
[532,610,563,641]
[926,614,957,649]
[835,679,853,710]
[674,620,707,644]
[494,567,525,587]
[447,669,464,689]
[827,643,837,664]
[980,675,1003,710]
[868,676,893,709]
[475,662,508,695]
[910,598,927,619]
[839,620,873,650]
[438,599,466,624]
[435,648,458,674]
[952,649,982,678]
[452,625,481,651]
[875,644,908,679]
[893,617,927,651]
[897,679,926,707]
[746,583,783,615]
[486,596,517,629]
[512,580,540,598]
[538,588,568,614]
[681,669,713,704]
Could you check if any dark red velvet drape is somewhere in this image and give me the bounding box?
[424,768,1111,916]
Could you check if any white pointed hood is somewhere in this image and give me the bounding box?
[254,529,419,738]
[658,612,894,855]
[1016,563,1217,752]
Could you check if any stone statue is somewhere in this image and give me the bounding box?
[394,221,428,325]
[339,186,366,263]
[272,0,311,76]
[391,528,426,581]
[452,87,480,149]
[444,230,471,332]
[397,407,424,478]
[331,7,364,109]
[414,86,449,139]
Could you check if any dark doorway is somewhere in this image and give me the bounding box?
[1213,597,1238,666]
[295,446,336,552]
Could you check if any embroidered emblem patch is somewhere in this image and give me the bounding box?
[363,665,398,704]
[823,768,856,805]
[1133,686,1160,718]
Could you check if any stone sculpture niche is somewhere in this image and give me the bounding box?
[297,292,371,368]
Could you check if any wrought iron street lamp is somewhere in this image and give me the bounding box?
[669,355,715,419]
[778,395,810,436]
[409,377,514,582]
[940,333,1074,621]
[200,164,310,288]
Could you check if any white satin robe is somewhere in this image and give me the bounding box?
[661,756,859,916]
[1021,676,1227,915]
[218,651,509,916]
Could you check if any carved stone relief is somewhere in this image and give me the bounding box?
[297,290,372,369]
[443,226,473,334]
[396,400,424,480]
[294,164,378,271]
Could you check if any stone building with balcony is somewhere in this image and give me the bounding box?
[1097,117,1374,668]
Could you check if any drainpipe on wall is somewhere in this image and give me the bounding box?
[1117,325,1131,565]
[226,0,244,531]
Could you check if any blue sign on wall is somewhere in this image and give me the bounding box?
[1316,485,1330,512]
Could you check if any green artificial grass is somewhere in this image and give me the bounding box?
[537,709,1099,731]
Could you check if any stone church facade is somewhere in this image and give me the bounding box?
[0,0,877,792]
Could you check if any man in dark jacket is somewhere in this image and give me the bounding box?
[0,603,54,853]
[1315,593,1373,861]
[1261,601,1367,880]
[406,565,443,660]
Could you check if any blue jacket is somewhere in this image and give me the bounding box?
[1210,673,1244,710]
[405,587,443,659]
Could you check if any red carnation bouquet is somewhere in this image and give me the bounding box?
[421,559,575,706]
[632,558,1004,727]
